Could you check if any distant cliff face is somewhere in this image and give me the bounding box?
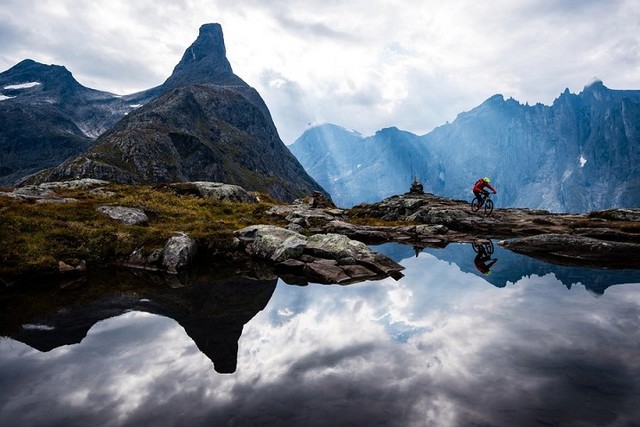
[12,23,325,201]
[290,81,640,212]
[289,125,428,207]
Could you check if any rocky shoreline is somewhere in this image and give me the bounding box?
[2,180,640,287]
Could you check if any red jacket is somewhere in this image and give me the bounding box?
[473,179,496,193]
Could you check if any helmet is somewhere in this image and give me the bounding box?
[483,177,490,183]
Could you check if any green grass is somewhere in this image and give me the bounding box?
[0,184,284,277]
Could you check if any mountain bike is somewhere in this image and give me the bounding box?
[472,239,494,255]
[471,193,494,216]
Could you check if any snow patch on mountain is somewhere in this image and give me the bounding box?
[579,155,587,167]
[4,81,41,89]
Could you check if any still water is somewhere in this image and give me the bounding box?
[1,243,640,427]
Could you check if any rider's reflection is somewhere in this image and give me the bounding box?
[474,241,498,275]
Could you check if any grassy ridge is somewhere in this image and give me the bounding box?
[0,184,283,277]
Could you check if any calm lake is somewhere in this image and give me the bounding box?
[1,242,640,427]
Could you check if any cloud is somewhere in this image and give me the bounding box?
[0,0,638,142]
[1,250,640,426]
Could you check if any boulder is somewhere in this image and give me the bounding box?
[499,234,640,267]
[305,233,372,260]
[171,182,258,203]
[162,233,197,274]
[235,226,405,284]
[96,206,149,226]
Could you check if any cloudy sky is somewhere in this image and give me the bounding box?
[1,0,638,143]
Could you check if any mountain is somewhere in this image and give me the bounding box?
[289,124,428,206]
[290,81,640,212]
[16,24,325,201]
[0,60,134,185]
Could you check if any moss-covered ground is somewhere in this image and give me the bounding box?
[0,184,285,278]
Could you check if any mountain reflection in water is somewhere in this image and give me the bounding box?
[1,243,639,427]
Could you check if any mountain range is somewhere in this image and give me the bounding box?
[0,23,324,202]
[290,81,640,212]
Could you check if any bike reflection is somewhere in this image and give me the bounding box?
[473,240,498,275]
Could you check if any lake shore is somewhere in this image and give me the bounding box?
[2,180,639,288]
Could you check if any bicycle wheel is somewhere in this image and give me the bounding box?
[483,240,495,255]
[471,197,481,212]
[471,242,483,253]
[484,199,494,216]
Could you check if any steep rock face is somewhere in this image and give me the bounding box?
[18,24,325,201]
[26,84,323,201]
[290,81,640,212]
[289,124,429,207]
[0,60,133,185]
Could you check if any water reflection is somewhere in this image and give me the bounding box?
[1,245,640,426]
[2,268,277,374]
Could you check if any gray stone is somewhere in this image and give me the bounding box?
[174,181,258,203]
[97,206,149,226]
[305,233,372,260]
[162,233,197,274]
[270,235,308,262]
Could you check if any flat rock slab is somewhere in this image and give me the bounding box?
[500,234,640,268]
[171,181,258,203]
[97,206,149,226]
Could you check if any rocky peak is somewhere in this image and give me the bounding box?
[0,59,81,98]
[162,23,242,89]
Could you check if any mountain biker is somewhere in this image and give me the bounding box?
[473,177,496,206]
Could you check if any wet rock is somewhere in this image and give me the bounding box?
[234,225,404,284]
[97,206,149,226]
[303,259,351,284]
[499,234,640,268]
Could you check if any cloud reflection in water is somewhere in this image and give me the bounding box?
[1,249,639,426]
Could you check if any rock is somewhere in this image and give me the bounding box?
[96,206,149,226]
[303,259,351,284]
[36,197,78,204]
[58,261,75,273]
[235,225,307,260]
[500,234,640,267]
[415,224,448,235]
[235,225,405,284]
[408,177,424,195]
[57,260,86,273]
[305,233,371,260]
[270,235,308,262]
[589,208,640,222]
[307,191,336,208]
[30,179,110,190]
[235,224,300,243]
[171,182,258,203]
[162,233,197,274]
[341,264,378,280]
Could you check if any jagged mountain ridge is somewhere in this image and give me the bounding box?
[290,81,640,212]
[0,60,134,184]
[11,23,325,201]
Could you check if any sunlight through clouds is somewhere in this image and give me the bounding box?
[2,0,638,143]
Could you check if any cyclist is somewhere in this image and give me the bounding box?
[473,177,496,206]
